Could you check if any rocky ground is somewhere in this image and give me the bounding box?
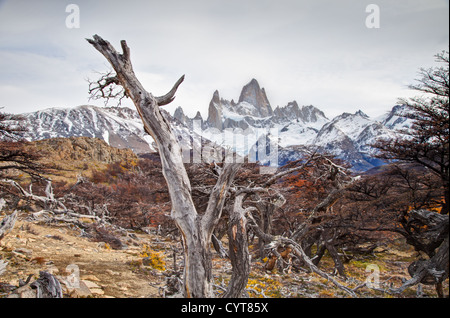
[1,212,448,298]
[0,215,171,298]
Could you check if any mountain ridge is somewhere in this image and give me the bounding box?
[175,78,413,171]
[7,78,415,172]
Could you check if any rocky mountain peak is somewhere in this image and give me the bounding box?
[299,105,328,123]
[355,110,369,118]
[193,111,203,121]
[212,90,221,104]
[273,101,300,122]
[206,90,224,130]
[380,104,415,130]
[174,106,186,121]
[238,79,273,117]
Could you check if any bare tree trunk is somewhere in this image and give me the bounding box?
[224,193,251,298]
[87,35,239,297]
[257,203,275,259]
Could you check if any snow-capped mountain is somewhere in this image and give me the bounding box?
[19,105,207,159]
[174,79,414,171]
[22,105,155,154]
[14,79,414,172]
[310,110,398,170]
[377,104,415,131]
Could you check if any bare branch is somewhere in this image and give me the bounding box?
[280,237,357,298]
[155,75,185,106]
[202,162,240,238]
[120,40,131,63]
[1,179,67,212]
[87,70,126,106]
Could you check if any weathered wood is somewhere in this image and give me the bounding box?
[246,210,357,297]
[6,271,63,298]
[211,234,228,259]
[31,271,63,298]
[0,210,17,241]
[223,192,252,298]
[1,179,67,212]
[281,237,357,298]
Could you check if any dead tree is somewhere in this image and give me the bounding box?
[87,35,240,298]
[391,209,449,297]
[1,179,67,213]
[223,190,254,298]
[223,152,354,296]
[246,212,357,297]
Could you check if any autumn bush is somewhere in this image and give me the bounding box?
[44,154,173,230]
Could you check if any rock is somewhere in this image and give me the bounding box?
[13,248,32,259]
[63,279,106,298]
[81,275,100,282]
[68,281,92,298]
[14,248,33,256]
[90,288,104,295]
[207,90,224,130]
[36,136,138,164]
[105,269,121,276]
[7,284,37,298]
[238,79,273,117]
[82,280,101,289]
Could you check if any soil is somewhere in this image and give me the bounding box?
[0,216,172,298]
[1,213,448,298]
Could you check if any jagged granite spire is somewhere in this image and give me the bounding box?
[238,78,273,117]
[206,90,223,130]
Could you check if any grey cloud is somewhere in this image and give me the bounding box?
[0,0,448,118]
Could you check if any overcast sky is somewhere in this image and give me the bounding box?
[0,0,448,119]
